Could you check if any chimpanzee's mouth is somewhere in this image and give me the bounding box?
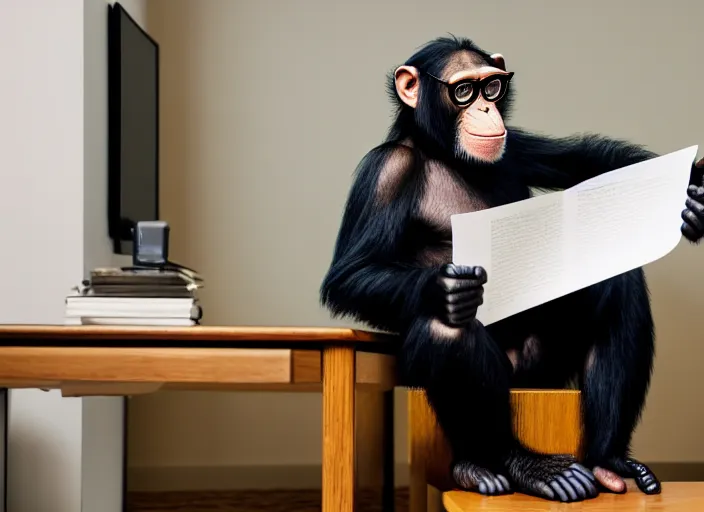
[464,129,507,139]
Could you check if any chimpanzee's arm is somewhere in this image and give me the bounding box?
[505,128,704,242]
[320,143,437,332]
[504,127,661,191]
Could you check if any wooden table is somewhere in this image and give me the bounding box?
[0,325,398,512]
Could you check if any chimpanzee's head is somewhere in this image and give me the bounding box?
[388,35,515,165]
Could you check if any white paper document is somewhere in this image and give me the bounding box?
[451,145,699,326]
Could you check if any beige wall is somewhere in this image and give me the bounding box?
[128,0,704,482]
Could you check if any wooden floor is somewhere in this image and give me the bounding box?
[127,488,409,512]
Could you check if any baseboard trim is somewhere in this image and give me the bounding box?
[128,463,409,492]
[646,463,704,482]
[127,462,704,492]
[129,464,316,492]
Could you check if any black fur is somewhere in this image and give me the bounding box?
[320,35,702,501]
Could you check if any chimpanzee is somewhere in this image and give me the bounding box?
[320,35,704,502]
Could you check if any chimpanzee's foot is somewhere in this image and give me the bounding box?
[594,457,661,495]
[503,449,599,502]
[452,461,512,496]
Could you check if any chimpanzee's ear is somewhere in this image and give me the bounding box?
[394,66,420,108]
[490,53,506,71]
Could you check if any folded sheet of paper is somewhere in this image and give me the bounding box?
[451,145,699,326]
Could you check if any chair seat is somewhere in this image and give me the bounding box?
[443,482,704,512]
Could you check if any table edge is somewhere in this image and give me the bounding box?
[0,324,398,344]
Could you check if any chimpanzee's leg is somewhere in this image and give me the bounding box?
[505,271,659,495]
[398,315,597,501]
[579,269,660,494]
[399,316,514,495]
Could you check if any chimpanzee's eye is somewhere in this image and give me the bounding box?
[454,83,473,103]
[484,79,502,100]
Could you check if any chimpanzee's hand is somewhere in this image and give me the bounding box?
[682,158,704,243]
[430,263,487,327]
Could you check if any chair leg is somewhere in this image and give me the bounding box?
[427,485,444,512]
[408,390,431,512]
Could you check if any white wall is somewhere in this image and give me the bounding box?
[0,0,146,509]
[129,0,704,488]
[0,2,86,509]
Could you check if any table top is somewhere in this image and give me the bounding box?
[0,325,398,392]
[0,324,396,346]
[443,482,704,512]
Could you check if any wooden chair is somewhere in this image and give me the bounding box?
[407,388,584,512]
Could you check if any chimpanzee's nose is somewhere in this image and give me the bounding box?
[479,106,489,113]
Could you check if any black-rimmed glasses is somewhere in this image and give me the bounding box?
[421,71,514,107]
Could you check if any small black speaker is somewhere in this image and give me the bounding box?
[132,221,170,267]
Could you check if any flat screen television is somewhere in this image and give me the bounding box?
[107,2,159,255]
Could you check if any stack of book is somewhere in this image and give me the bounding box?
[65,266,203,326]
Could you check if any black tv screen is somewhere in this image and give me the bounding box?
[108,2,159,255]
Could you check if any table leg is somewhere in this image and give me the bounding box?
[382,389,395,512]
[355,387,395,511]
[0,389,6,512]
[322,346,356,512]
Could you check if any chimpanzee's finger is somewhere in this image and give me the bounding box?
[442,264,478,278]
[442,264,487,284]
[445,288,483,305]
[473,266,487,283]
[439,276,485,293]
[682,208,704,232]
[682,222,701,242]
[686,197,704,217]
[687,185,704,200]
[447,310,478,326]
[445,296,484,318]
